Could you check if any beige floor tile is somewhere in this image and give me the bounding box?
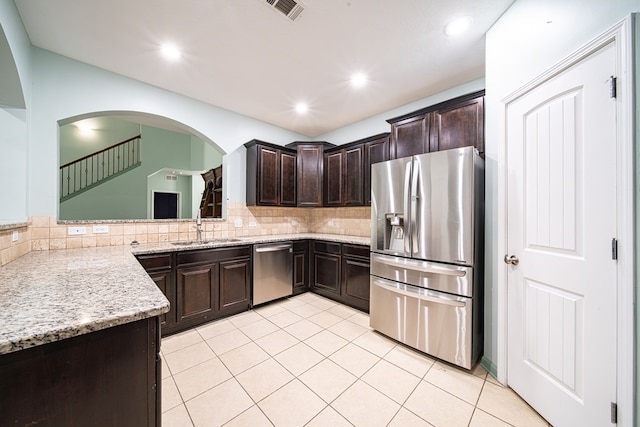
[163,377,184,413]
[308,310,343,328]
[162,404,194,427]
[476,382,548,427]
[328,318,368,341]
[304,329,348,356]
[306,406,352,427]
[332,380,400,427]
[486,373,502,386]
[274,342,324,376]
[327,304,360,319]
[161,354,172,379]
[309,297,337,310]
[173,357,233,401]
[362,359,421,404]
[254,329,300,356]
[162,330,204,354]
[278,297,306,310]
[405,380,474,427]
[295,292,320,303]
[258,379,326,427]
[265,310,303,328]
[228,310,264,328]
[283,319,323,340]
[186,379,253,427]
[253,302,287,318]
[298,359,357,403]
[289,302,324,318]
[388,407,434,427]
[205,329,251,355]
[196,319,236,340]
[223,405,274,427]
[471,362,488,379]
[235,358,294,402]
[239,318,279,340]
[164,342,216,375]
[469,408,513,427]
[219,341,270,375]
[329,342,380,377]
[346,312,371,328]
[383,345,435,379]
[353,330,396,357]
[424,362,485,405]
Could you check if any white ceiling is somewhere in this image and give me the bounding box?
[14,0,513,137]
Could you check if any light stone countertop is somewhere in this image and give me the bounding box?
[0,246,170,355]
[0,233,369,356]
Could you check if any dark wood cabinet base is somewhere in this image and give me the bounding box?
[0,317,160,427]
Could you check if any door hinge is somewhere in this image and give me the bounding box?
[610,76,617,98]
[611,402,617,423]
[611,238,618,260]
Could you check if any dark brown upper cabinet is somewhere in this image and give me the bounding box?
[245,140,297,207]
[286,141,335,208]
[387,90,485,159]
[324,133,389,207]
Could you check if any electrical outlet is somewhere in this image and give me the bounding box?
[11,231,19,242]
[249,221,257,227]
[328,221,335,227]
[67,226,87,235]
[291,220,299,226]
[234,218,243,228]
[93,225,109,234]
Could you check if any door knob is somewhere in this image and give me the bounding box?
[504,254,519,266]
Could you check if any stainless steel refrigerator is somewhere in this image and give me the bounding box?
[369,146,484,369]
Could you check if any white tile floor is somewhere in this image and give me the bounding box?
[161,292,551,427]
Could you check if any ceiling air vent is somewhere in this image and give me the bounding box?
[165,175,177,181]
[262,0,305,21]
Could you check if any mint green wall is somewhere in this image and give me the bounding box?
[147,173,192,219]
[0,1,31,222]
[60,124,205,220]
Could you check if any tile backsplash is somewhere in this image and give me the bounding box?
[9,203,371,260]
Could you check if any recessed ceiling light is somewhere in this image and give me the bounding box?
[295,103,308,114]
[160,43,182,61]
[75,121,94,135]
[444,16,473,36]
[350,72,368,88]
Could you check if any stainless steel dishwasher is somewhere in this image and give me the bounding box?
[252,241,293,305]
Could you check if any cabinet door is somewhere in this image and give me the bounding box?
[292,240,309,295]
[218,258,251,317]
[280,151,297,206]
[296,144,324,207]
[343,145,364,206]
[176,264,216,325]
[390,114,429,159]
[148,270,173,329]
[324,151,343,206]
[341,256,371,312]
[364,136,389,206]
[257,145,279,205]
[312,252,341,295]
[430,96,484,154]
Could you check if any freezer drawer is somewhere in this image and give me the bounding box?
[370,276,479,369]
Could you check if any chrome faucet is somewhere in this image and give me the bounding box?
[196,212,203,241]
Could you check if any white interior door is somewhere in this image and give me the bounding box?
[505,41,617,426]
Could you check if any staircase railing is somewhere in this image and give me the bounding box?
[60,135,142,202]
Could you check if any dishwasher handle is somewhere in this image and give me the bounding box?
[254,243,293,253]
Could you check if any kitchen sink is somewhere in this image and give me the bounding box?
[171,238,242,246]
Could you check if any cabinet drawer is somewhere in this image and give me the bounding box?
[136,254,172,271]
[342,244,369,259]
[313,241,341,255]
[177,246,251,266]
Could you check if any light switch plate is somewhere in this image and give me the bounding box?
[234,218,243,228]
[93,225,109,234]
[249,221,257,227]
[11,231,18,242]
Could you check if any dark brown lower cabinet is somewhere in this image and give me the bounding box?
[292,240,310,295]
[137,246,251,336]
[311,241,371,312]
[0,317,160,426]
[340,244,371,312]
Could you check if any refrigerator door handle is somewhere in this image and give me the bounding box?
[372,278,467,308]
[410,157,420,255]
[403,161,412,255]
[372,253,467,277]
